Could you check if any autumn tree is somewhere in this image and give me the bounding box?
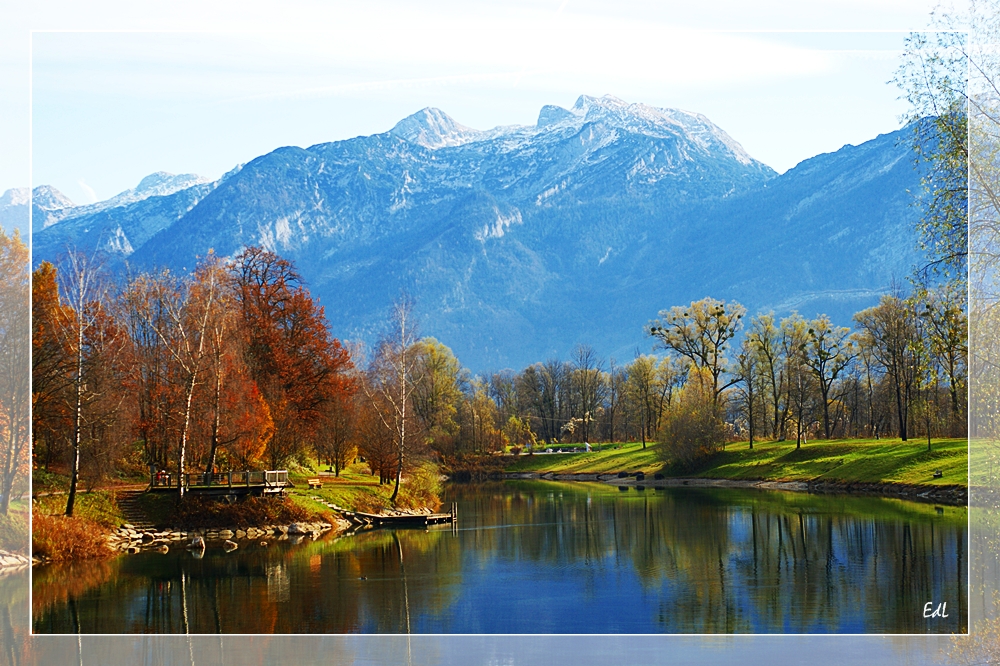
[603,358,626,444]
[190,259,275,475]
[747,314,787,439]
[363,297,421,504]
[56,251,115,516]
[626,355,658,449]
[355,388,397,484]
[31,262,73,472]
[461,377,505,454]
[123,263,220,498]
[0,231,28,514]
[917,284,968,435]
[316,389,357,477]
[232,247,352,470]
[503,415,537,453]
[487,370,517,429]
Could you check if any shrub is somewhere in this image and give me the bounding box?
[32,510,113,562]
[396,462,442,510]
[657,369,727,470]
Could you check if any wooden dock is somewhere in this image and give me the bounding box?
[344,503,458,529]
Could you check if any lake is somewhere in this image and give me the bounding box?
[32,481,967,634]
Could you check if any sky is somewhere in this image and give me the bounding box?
[7,0,946,205]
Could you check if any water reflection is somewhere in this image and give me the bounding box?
[32,482,967,634]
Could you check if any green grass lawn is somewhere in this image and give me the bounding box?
[502,437,968,487]
[33,490,126,528]
[691,437,967,486]
[0,499,28,553]
[969,438,1000,487]
[504,441,663,474]
[286,460,437,513]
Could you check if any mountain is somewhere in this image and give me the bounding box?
[0,188,30,237]
[33,172,221,262]
[31,95,923,371]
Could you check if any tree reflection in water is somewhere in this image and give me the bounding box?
[32,482,967,634]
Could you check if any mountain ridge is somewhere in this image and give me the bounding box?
[30,97,922,371]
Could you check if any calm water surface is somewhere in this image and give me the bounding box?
[32,482,967,633]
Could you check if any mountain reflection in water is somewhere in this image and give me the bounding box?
[32,482,967,634]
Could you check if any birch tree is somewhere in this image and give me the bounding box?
[365,298,420,504]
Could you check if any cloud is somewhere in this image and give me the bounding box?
[77,178,97,204]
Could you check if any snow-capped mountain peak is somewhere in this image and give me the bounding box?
[389,107,484,149]
[105,171,211,207]
[32,185,76,211]
[0,188,30,208]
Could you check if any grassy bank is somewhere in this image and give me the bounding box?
[503,438,968,487]
[504,442,663,475]
[31,490,128,562]
[33,491,125,528]
[0,500,29,554]
[285,460,442,515]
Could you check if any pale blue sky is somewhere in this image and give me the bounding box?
[7,1,942,204]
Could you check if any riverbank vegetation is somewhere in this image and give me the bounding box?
[32,238,967,530]
[0,499,28,553]
[31,491,123,561]
[31,511,113,562]
[31,248,450,520]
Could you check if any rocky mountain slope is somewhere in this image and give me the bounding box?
[31,96,923,371]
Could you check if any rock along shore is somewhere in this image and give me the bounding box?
[32,492,443,565]
[31,518,352,565]
[0,549,30,575]
[502,472,967,506]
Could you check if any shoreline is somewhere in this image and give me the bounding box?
[502,471,968,506]
[31,494,444,565]
[32,518,350,566]
[0,549,30,575]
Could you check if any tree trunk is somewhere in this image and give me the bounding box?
[0,430,14,514]
[205,369,222,478]
[178,371,198,499]
[821,384,832,440]
[66,332,84,517]
[893,372,908,441]
[390,453,402,504]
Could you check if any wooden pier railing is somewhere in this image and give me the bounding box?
[150,470,289,492]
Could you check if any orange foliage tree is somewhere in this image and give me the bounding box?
[231,247,353,469]
[0,230,29,513]
[31,262,73,473]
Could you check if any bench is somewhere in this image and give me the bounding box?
[307,478,323,489]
